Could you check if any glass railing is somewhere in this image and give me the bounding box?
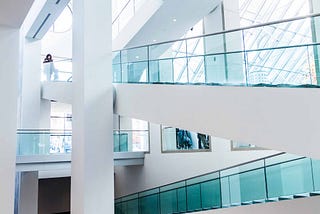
[113,130,149,152]
[115,152,320,214]
[16,129,149,156]
[41,61,72,82]
[112,0,147,39]
[16,129,72,156]
[113,13,320,87]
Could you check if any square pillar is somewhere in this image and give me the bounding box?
[71,0,114,213]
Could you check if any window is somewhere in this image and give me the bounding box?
[161,126,211,153]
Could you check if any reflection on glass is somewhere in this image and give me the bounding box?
[162,126,210,152]
[115,153,320,214]
[113,116,149,152]
[112,14,320,87]
[16,130,72,155]
[113,130,149,152]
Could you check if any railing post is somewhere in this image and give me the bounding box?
[263,159,269,199]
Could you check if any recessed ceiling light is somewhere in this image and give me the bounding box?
[172,18,177,22]
[153,39,157,42]
[135,56,140,59]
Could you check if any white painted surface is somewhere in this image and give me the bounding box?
[126,0,221,48]
[0,26,20,214]
[0,0,34,28]
[203,3,223,34]
[20,40,43,128]
[18,171,38,214]
[222,0,240,30]
[72,0,114,213]
[41,81,72,104]
[200,196,320,214]
[115,123,278,197]
[114,84,320,159]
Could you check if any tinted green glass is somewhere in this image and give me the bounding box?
[121,47,148,63]
[266,158,313,198]
[115,203,122,214]
[113,133,128,152]
[186,184,201,212]
[239,168,266,202]
[312,159,320,191]
[205,54,227,84]
[121,61,148,83]
[228,174,241,205]
[139,194,159,214]
[127,199,139,214]
[113,51,121,64]
[224,52,245,84]
[173,58,188,83]
[204,34,225,55]
[160,190,177,214]
[220,176,231,207]
[188,56,205,83]
[187,38,204,57]
[17,133,51,155]
[113,64,122,83]
[149,41,186,60]
[246,46,311,85]
[200,179,221,209]
[243,19,312,51]
[177,187,187,212]
[149,59,174,83]
[121,201,128,213]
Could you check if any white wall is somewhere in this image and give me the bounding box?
[41,81,72,104]
[114,84,320,159]
[201,195,320,214]
[20,39,50,129]
[0,26,20,214]
[114,123,278,198]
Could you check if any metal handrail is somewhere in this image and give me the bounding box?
[116,12,320,52]
[116,151,289,200]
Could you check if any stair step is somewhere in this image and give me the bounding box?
[266,198,279,202]
[310,192,320,197]
[241,201,253,205]
[293,193,310,198]
[279,196,293,201]
[253,199,265,204]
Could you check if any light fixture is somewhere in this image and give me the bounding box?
[172,18,177,22]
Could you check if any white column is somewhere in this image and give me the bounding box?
[72,0,113,213]
[0,26,20,214]
[20,39,51,129]
[20,40,42,129]
[18,172,39,214]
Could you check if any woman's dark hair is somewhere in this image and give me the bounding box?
[44,54,53,63]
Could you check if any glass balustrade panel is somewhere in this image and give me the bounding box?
[160,190,178,214]
[266,158,314,198]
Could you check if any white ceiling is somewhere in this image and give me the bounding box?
[126,0,222,48]
[0,0,35,28]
